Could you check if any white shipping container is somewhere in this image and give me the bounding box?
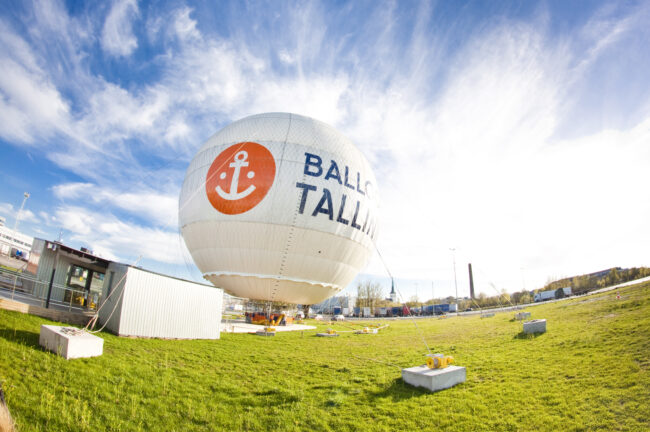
[99,264,223,339]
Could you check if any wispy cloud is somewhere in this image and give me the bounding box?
[1,1,648,294]
[53,205,184,264]
[101,0,140,57]
[0,203,14,218]
[0,20,71,144]
[53,182,179,228]
[0,202,39,226]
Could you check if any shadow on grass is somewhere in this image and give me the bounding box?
[239,388,302,407]
[368,377,434,401]
[0,327,40,349]
[513,331,544,340]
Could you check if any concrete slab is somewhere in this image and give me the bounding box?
[39,325,103,359]
[515,312,531,321]
[255,330,276,336]
[481,313,495,318]
[523,319,546,334]
[402,365,466,392]
[221,322,316,333]
[316,333,339,337]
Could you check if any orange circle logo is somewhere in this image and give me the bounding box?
[206,142,276,215]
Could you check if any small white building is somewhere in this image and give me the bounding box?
[0,225,33,260]
[99,263,223,339]
[23,239,223,339]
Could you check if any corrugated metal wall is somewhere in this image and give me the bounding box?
[33,247,72,301]
[100,265,222,339]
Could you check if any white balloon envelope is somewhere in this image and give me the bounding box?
[179,113,379,305]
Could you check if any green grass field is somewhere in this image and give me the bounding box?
[1,282,649,431]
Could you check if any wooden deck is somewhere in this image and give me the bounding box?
[0,298,95,326]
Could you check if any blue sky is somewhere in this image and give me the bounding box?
[1,0,649,302]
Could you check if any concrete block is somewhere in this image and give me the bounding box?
[481,313,495,318]
[354,328,378,334]
[523,319,546,334]
[515,312,531,321]
[39,325,104,359]
[255,330,276,336]
[316,333,339,337]
[402,365,466,392]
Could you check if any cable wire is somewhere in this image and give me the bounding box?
[374,246,432,355]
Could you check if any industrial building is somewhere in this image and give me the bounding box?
[313,294,357,314]
[7,238,224,339]
[0,223,34,260]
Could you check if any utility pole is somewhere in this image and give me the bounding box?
[13,192,30,232]
[450,248,458,314]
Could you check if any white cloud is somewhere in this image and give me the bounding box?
[79,81,170,143]
[54,205,185,265]
[164,116,191,144]
[172,7,200,42]
[1,2,648,297]
[53,182,179,228]
[0,20,71,144]
[0,202,38,226]
[0,203,14,217]
[277,49,295,65]
[101,0,139,57]
[17,209,39,225]
[38,211,55,224]
[336,15,650,297]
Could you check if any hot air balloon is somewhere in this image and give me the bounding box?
[179,113,379,305]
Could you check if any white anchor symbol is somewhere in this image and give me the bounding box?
[216,150,256,200]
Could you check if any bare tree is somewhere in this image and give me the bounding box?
[355,281,384,312]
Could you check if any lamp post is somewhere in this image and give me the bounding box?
[13,192,30,232]
[450,248,458,314]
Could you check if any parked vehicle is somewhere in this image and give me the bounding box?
[534,290,555,302]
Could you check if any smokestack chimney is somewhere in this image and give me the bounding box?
[468,263,475,299]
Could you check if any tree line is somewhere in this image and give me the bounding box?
[541,267,650,295]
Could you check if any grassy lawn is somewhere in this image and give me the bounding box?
[1,282,649,431]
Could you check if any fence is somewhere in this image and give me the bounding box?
[0,267,101,313]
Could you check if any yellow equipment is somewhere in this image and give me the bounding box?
[250,313,285,326]
[326,328,337,335]
[426,353,454,369]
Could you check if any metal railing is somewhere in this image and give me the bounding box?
[0,268,102,312]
